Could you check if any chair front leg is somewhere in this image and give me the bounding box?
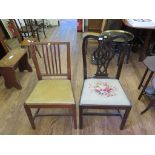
[79,106,83,129]
[72,105,77,129]
[120,107,131,130]
[43,26,46,38]
[36,30,40,42]
[24,104,36,129]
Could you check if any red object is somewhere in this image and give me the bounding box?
[7,20,17,37]
[77,19,82,32]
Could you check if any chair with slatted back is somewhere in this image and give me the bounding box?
[13,19,40,41]
[24,42,77,129]
[6,19,41,58]
[79,34,132,130]
[34,19,46,38]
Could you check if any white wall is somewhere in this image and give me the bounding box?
[45,19,59,26]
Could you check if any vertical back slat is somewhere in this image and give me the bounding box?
[31,42,70,79]
[67,42,71,79]
[50,44,55,74]
[31,45,42,80]
[42,45,48,74]
[57,44,61,74]
[46,45,51,74]
[53,44,58,74]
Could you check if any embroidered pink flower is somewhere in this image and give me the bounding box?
[89,81,117,97]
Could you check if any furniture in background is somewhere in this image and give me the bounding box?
[0,23,33,89]
[24,42,77,129]
[6,20,41,58]
[138,56,155,101]
[44,19,60,27]
[83,19,107,36]
[139,77,155,114]
[83,20,107,64]
[102,30,134,64]
[0,47,32,89]
[13,19,40,41]
[123,19,155,61]
[0,42,7,59]
[33,19,46,38]
[0,22,9,59]
[106,19,123,30]
[79,34,132,130]
[88,19,104,32]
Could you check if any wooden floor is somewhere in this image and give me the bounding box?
[0,19,155,135]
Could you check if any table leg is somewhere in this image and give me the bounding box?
[138,30,152,61]
[18,53,32,72]
[0,68,22,89]
[138,71,154,100]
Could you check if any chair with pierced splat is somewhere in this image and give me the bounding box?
[79,34,132,130]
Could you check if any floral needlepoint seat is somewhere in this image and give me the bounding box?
[79,34,132,130]
[80,79,130,106]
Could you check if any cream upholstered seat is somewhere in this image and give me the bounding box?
[26,80,74,105]
[80,79,130,106]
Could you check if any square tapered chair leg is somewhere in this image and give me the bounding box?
[79,106,83,129]
[72,105,77,129]
[120,107,131,130]
[24,104,36,129]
